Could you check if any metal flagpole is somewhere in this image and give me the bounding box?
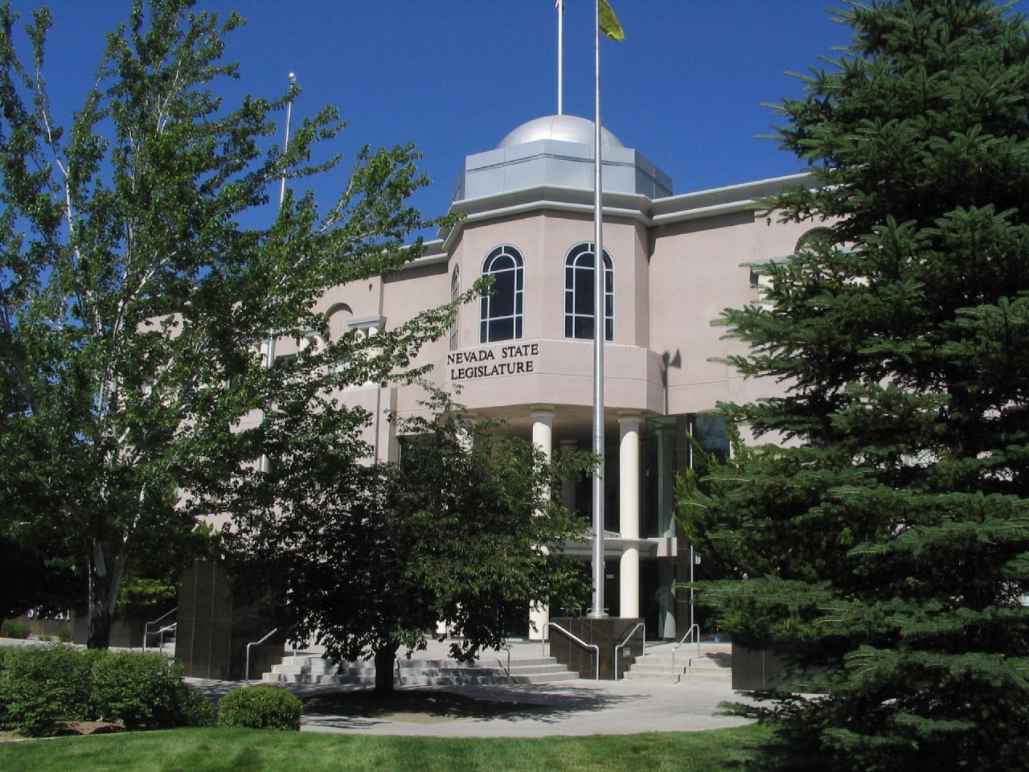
[260,72,297,474]
[590,0,606,619]
[556,0,564,115]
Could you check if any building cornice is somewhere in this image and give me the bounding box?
[398,171,816,272]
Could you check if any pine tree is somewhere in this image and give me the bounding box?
[678,2,1029,769]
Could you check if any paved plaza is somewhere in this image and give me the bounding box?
[188,640,752,738]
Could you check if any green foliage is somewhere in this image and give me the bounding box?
[678,2,1029,770]
[0,646,207,735]
[0,620,29,639]
[217,686,301,731]
[115,577,177,618]
[91,651,187,729]
[0,0,457,648]
[0,646,103,736]
[176,685,217,728]
[225,393,591,693]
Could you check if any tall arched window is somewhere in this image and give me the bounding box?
[795,227,833,253]
[450,266,460,351]
[565,243,613,341]
[480,246,524,343]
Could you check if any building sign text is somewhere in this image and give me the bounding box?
[448,343,540,381]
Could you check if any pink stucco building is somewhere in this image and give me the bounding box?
[273,114,818,642]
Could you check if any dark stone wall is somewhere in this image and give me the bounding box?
[731,643,787,690]
[550,616,644,680]
[175,559,284,680]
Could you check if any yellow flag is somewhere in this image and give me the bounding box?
[600,0,625,41]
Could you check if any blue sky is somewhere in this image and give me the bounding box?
[10,1,1029,227]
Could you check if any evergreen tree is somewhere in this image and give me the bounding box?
[678,2,1029,769]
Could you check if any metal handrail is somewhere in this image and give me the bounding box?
[142,607,177,651]
[543,622,600,680]
[244,627,278,683]
[497,644,513,683]
[614,622,646,680]
[155,622,176,653]
[672,623,701,678]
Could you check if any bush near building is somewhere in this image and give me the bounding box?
[0,647,212,736]
[0,621,30,639]
[217,686,302,731]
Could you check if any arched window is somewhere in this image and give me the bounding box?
[564,243,613,341]
[795,227,833,253]
[450,266,460,351]
[480,246,524,343]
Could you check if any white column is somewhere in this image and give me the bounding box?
[529,407,555,640]
[559,439,577,511]
[655,419,677,639]
[619,414,641,619]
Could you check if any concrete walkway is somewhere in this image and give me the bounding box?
[188,643,753,738]
[297,679,754,738]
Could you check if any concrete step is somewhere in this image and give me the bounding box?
[624,668,684,680]
[260,653,579,687]
[622,649,732,683]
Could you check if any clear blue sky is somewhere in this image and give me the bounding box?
[9,0,1029,226]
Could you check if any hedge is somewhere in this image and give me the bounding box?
[217,686,302,731]
[0,646,213,736]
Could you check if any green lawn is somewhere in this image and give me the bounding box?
[0,725,768,771]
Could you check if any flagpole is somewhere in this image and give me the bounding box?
[261,72,297,474]
[557,0,564,115]
[590,0,606,619]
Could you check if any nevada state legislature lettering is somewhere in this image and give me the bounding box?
[448,343,541,381]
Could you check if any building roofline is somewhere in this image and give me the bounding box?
[396,171,817,272]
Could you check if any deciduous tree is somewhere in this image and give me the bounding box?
[0,0,453,647]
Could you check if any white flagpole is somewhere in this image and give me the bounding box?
[260,72,297,474]
[278,72,297,208]
[590,0,606,619]
[556,0,564,115]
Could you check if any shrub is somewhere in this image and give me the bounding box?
[91,652,187,730]
[0,621,30,639]
[217,686,301,731]
[0,646,104,736]
[0,647,9,729]
[55,627,73,644]
[176,685,216,727]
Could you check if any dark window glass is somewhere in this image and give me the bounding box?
[574,274,593,314]
[491,271,515,316]
[574,316,594,339]
[489,317,514,341]
[564,243,613,342]
[480,246,524,343]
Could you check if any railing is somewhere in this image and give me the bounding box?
[497,644,513,683]
[142,607,177,651]
[672,623,701,679]
[244,627,278,683]
[542,622,600,681]
[614,622,646,680]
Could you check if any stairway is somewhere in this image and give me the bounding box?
[260,652,578,687]
[622,643,732,685]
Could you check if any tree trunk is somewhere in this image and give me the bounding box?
[373,643,398,695]
[86,540,121,649]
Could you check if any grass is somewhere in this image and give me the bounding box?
[0,724,769,771]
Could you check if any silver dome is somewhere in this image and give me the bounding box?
[498,114,624,150]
